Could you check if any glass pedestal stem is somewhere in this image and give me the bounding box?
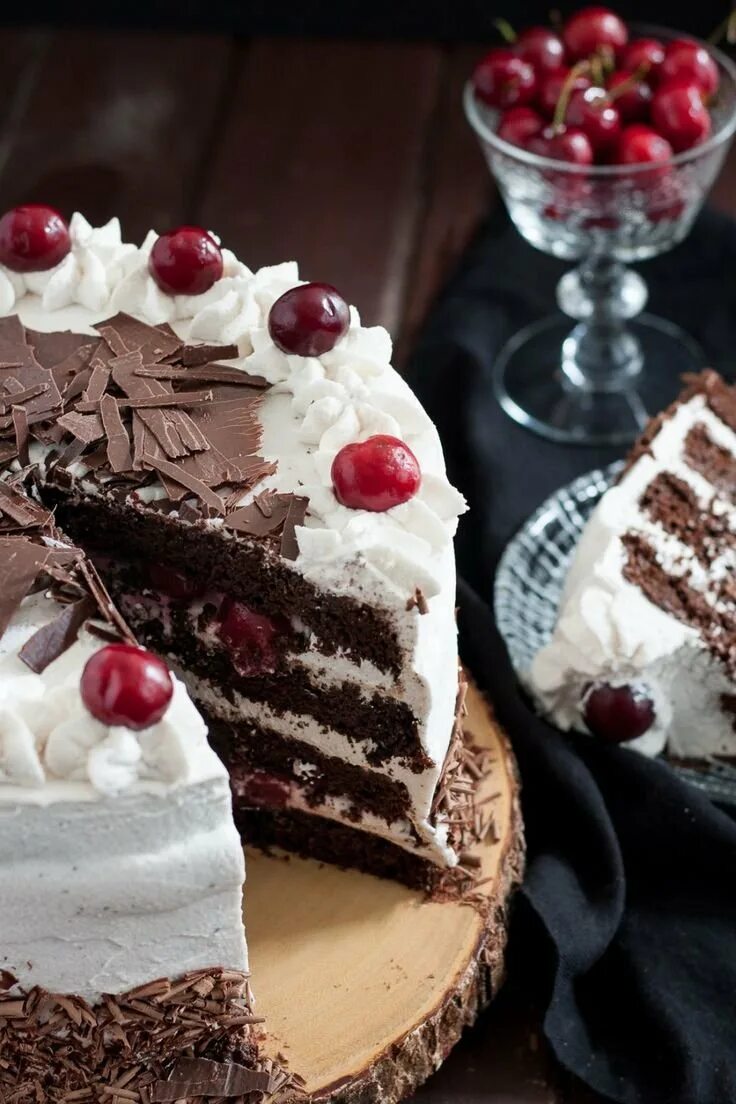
[556,256,649,393]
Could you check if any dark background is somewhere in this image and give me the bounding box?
[2,1,725,37]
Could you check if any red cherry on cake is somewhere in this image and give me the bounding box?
[80,643,173,731]
[583,683,656,744]
[651,79,712,153]
[0,204,71,273]
[660,38,719,98]
[472,48,537,110]
[148,562,204,601]
[332,435,421,512]
[537,67,592,119]
[565,87,621,156]
[148,226,224,296]
[268,282,350,357]
[562,7,628,62]
[608,70,652,122]
[217,598,284,677]
[619,38,666,84]
[497,106,545,148]
[516,27,566,74]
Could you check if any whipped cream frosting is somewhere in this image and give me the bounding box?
[0,588,220,800]
[6,215,466,615]
[529,394,736,757]
[0,214,138,316]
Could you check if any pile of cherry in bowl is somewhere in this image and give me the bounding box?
[472,6,721,168]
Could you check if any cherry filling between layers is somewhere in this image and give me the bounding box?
[94,556,428,769]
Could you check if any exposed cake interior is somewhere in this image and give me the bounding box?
[0,213,479,896]
[530,370,736,757]
[0,509,272,1101]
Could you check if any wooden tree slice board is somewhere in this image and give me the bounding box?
[242,680,525,1103]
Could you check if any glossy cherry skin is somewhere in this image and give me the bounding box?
[562,6,628,62]
[0,205,70,273]
[217,597,284,677]
[332,435,421,512]
[537,67,592,118]
[583,683,656,743]
[615,123,673,166]
[80,643,173,731]
[528,125,594,166]
[497,106,545,148]
[619,37,666,85]
[660,38,719,98]
[565,87,621,156]
[472,48,537,109]
[268,282,350,357]
[516,27,566,73]
[608,69,652,122]
[149,226,223,295]
[148,562,205,601]
[651,79,712,153]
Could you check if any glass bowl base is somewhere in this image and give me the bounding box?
[493,313,704,445]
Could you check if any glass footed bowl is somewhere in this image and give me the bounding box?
[464,26,736,445]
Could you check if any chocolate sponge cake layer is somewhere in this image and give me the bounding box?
[234,805,440,893]
[52,491,404,677]
[97,580,429,770]
[208,716,414,827]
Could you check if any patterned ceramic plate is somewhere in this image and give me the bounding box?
[494,465,736,807]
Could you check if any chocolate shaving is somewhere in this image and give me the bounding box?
[0,483,51,530]
[12,404,29,466]
[75,389,214,412]
[56,411,105,445]
[406,587,429,615]
[281,495,308,560]
[141,452,225,512]
[0,538,51,637]
[100,393,133,472]
[136,362,269,387]
[19,596,96,673]
[181,341,239,366]
[151,1057,272,1100]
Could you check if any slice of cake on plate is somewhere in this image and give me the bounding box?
[0,207,481,894]
[529,370,736,758]
[0,498,282,1101]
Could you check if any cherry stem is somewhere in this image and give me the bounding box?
[590,54,605,88]
[607,62,651,102]
[552,59,591,132]
[708,6,736,45]
[493,17,517,44]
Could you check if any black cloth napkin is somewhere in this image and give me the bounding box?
[405,206,736,1104]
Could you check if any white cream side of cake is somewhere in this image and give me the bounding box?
[528,394,736,758]
[0,583,248,1002]
[3,214,466,866]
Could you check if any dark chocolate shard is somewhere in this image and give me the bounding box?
[57,411,105,445]
[98,312,182,362]
[0,538,51,637]
[151,1057,272,1100]
[0,316,26,344]
[11,404,29,466]
[25,328,97,370]
[0,483,51,530]
[181,341,239,366]
[140,451,226,513]
[135,362,269,387]
[281,495,309,561]
[100,393,133,472]
[19,595,96,673]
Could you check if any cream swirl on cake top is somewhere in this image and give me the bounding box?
[0,214,138,315]
[0,590,214,797]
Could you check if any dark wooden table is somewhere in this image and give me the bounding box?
[4,26,736,1103]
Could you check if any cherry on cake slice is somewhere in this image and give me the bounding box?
[530,371,736,758]
[0,208,482,895]
[0,501,277,1101]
